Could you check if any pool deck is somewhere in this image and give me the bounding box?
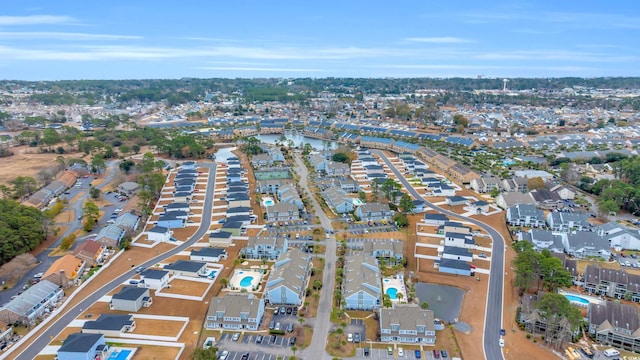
[229,269,263,292]
[382,275,407,302]
[558,289,604,306]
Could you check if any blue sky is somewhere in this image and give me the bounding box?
[1,1,639,80]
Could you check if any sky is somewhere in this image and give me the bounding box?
[1,0,639,80]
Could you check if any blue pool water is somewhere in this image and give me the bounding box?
[352,198,364,206]
[109,350,132,360]
[240,276,254,287]
[264,199,275,206]
[383,279,390,283]
[563,294,590,305]
[208,270,217,278]
[386,287,398,300]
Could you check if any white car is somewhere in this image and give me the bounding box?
[219,350,229,360]
[499,338,505,347]
[398,347,404,357]
[347,333,353,342]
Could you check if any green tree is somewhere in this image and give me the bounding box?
[332,152,349,163]
[89,187,101,200]
[0,199,46,265]
[393,213,409,227]
[91,155,106,174]
[535,293,582,349]
[420,301,429,309]
[191,347,217,360]
[399,193,415,214]
[302,143,313,156]
[10,176,37,199]
[131,144,141,154]
[489,187,500,197]
[119,159,135,174]
[82,201,100,231]
[59,233,76,250]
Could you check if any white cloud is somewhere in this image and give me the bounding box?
[0,15,76,26]
[0,32,141,40]
[404,37,471,43]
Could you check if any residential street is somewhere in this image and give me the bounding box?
[10,163,217,360]
[0,160,120,305]
[292,152,337,360]
[372,150,505,360]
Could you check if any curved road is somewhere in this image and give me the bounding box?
[0,161,120,305]
[291,152,336,360]
[11,163,217,360]
[372,150,505,360]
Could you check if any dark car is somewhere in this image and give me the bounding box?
[256,335,263,343]
[241,353,249,360]
[500,328,506,336]
[289,337,296,345]
[441,349,448,358]
[292,307,298,315]
[269,320,275,330]
[415,349,422,359]
[363,348,370,357]
[433,349,440,359]
[286,307,293,314]
[270,335,276,343]
[353,333,360,343]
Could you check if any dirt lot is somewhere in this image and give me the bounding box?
[162,278,211,296]
[0,146,86,185]
[133,318,185,337]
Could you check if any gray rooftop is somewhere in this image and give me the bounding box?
[112,286,149,301]
[82,314,134,331]
[58,333,104,353]
[164,260,206,273]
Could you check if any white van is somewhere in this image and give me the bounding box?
[603,348,620,357]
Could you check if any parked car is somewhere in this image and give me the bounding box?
[241,353,249,360]
[269,321,275,330]
[274,307,279,315]
[256,335,263,343]
[398,347,404,357]
[433,349,440,358]
[415,350,422,359]
[387,346,393,355]
[289,337,296,345]
[286,323,294,332]
[353,333,360,343]
[280,306,286,314]
[232,333,240,341]
[347,333,353,342]
[286,307,293,314]
[219,350,229,360]
[275,323,281,331]
[364,347,370,356]
[441,349,448,358]
[270,335,276,343]
[499,338,505,347]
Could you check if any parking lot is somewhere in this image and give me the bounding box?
[347,222,399,234]
[353,347,440,359]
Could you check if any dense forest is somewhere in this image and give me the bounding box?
[0,200,46,266]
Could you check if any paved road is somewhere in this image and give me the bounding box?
[10,163,217,360]
[0,161,119,305]
[292,152,336,360]
[372,150,505,360]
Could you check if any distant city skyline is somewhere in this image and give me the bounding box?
[1,1,639,80]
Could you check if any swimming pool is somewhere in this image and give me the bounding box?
[352,198,364,206]
[383,279,390,283]
[240,276,254,287]
[109,350,132,360]
[208,270,217,278]
[262,197,275,207]
[386,287,398,300]
[563,294,590,305]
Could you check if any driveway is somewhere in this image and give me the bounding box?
[372,150,505,360]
